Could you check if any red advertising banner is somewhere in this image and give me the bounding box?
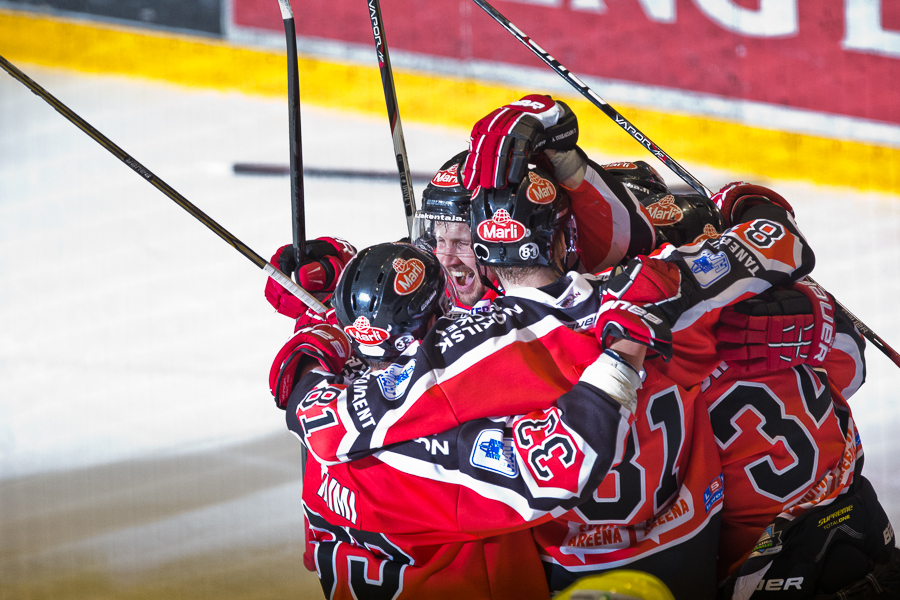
[234,0,900,126]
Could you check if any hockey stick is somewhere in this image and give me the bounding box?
[470,0,712,199]
[366,0,417,237]
[232,162,435,183]
[471,2,900,369]
[0,54,326,314]
[827,288,900,367]
[276,0,307,267]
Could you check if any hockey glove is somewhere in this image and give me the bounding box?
[602,256,682,307]
[462,94,578,190]
[264,237,356,318]
[293,302,340,333]
[712,182,795,228]
[269,324,352,409]
[715,278,836,372]
[595,301,673,362]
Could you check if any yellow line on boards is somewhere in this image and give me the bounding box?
[1,8,897,194]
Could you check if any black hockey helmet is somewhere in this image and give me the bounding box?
[412,150,472,251]
[332,243,457,359]
[468,164,572,267]
[641,192,726,248]
[601,160,669,201]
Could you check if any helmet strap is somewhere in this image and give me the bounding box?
[478,265,505,296]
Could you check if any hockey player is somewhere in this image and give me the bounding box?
[412,150,499,312]
[638,182,897,596]
[273,242,649,599]
[287,157,817,598]
[412,146,657,315]
[467,97,893,597]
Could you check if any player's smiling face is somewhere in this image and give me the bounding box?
[433,221,491,307]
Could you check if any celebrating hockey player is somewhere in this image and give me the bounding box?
[460,92,898,597]
[271,241,649,599]
[412,150,499,312]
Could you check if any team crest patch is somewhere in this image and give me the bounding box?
[344,316,390,346]
[431,163,460,188]
[525,172,556,204]
[684,249,730,288]
[377,360,416,400]
[392,257,425,295]
[476,209,526,243]
[645,195,683,226]
[470,429,518,478]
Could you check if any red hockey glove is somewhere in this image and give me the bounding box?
[712,182,795,228]
[269,324,352,409]
[461,94,578,190]
[715,278,836,372]
[602,256,682,306]
[293,302,340,333]
[595,301,673,362]
[264,237,356,318]
[595,256,681,361]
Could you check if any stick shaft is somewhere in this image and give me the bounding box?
[470,0,900,369]
[808,277,900,368]
[366,0,417,236]
[471,0,711,199]
[277,0,307,266]
[0,53,325,313]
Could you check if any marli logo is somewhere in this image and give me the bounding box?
[476,209,526,242]
[602,161,638,170]
[526,172,556,204]
[645,195,683,226]
[392,258,425,295]
[431,163,460,188]
[692,223,721,244]
[344,316,390,346]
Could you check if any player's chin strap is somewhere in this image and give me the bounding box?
[477,266,505,297]
[552,219,580,278]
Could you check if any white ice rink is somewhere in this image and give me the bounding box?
[1,65,898,595]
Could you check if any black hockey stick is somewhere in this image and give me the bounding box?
[366,0,417,237]
[470,0,712,199]
[233,162,435,183]
[0,54,326,314]
[276,0,307,267]
[472,1,900,369]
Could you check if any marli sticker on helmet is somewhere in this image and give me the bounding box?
[645,195,684,226]
[392,257,426,295]
[602,161,638,170]
[526,172,557,205]
[476,209,526,243]
[692,223,722,245]
[344,316,390,345]
[431,163,460,188]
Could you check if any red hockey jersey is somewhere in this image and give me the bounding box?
[706,301,868,580]
[566,160,656,273]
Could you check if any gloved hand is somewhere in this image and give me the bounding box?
[292,302,340,333]
[269,324,352,409]
[712,182,794,228]
[595,256,682,361]
[461,94,578,190]
[716,279,836,372]
[264,237,356,318]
